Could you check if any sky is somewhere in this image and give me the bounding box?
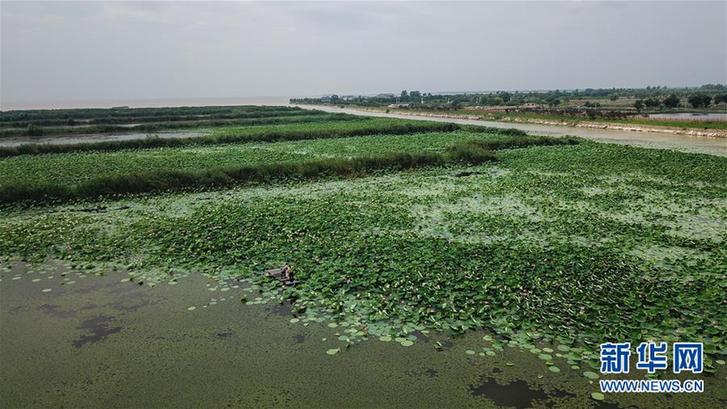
[1,1,725,109]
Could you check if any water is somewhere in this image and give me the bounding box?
[0,262,565,407]
[647,112,727,121]
[5,261,718,408]
[0,130,208,147]
[298,105,727,157]
[2,96,291,111]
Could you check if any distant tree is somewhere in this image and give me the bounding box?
[400,90,408,99]
[634,99,645,113]
[499,92,512,103]
[662,94,680,109]
[700,84,727,91]
[644,97,661,108]
[410,91,421,99]
[330,94,340,104]
[548,98,561,107]
[609,94,619,101]
[688,94,712,109]
[713,94,727,105]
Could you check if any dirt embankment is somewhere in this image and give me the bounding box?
[358,108,727,138]
[509,118,727,138]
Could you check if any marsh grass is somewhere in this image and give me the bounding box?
[463,134,581,150]
[0,108,319,128]
[0,150,479,203]
[0,119,459,157]
[0,134,580,203]
[3,140,724,370]
[0,112,354,139]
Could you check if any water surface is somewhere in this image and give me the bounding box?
[0,130,208,147]
[2,262,724,408]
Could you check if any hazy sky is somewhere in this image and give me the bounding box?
[1,1,725,108]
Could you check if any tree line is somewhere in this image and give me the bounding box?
[634,93,727,112]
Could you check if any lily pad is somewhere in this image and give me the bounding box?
[591,392,605,401]
[326,348,340,355]
[583,371,599,380]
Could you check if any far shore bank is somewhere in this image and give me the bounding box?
[304,105,727,139]
[295,104,727,157]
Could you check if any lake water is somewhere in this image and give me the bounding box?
[3,260,722,408]
[2,96,291,111]
[0,130,209,147]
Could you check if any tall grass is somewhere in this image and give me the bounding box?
[0,105,303,126]
[460,134,581,150]
[459,125,529,136]
[0,148,491,203]
[0,135,580,204]
[0,119,458,157]
[0,112,351,138]
[0,108,316,128]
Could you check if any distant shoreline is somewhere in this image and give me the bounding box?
[0,96,292,111]
[301,105,727,139]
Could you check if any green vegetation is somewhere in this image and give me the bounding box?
[0,150,464,203]
[0,132,576,202]
[292,84,727,111]
[1,106,724,376]
[0,108,316,127]
[0,104,308,127]
[1,140,724,370]
[0,112,355,138]
[0,118,462,157]
[687,94,714,109]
